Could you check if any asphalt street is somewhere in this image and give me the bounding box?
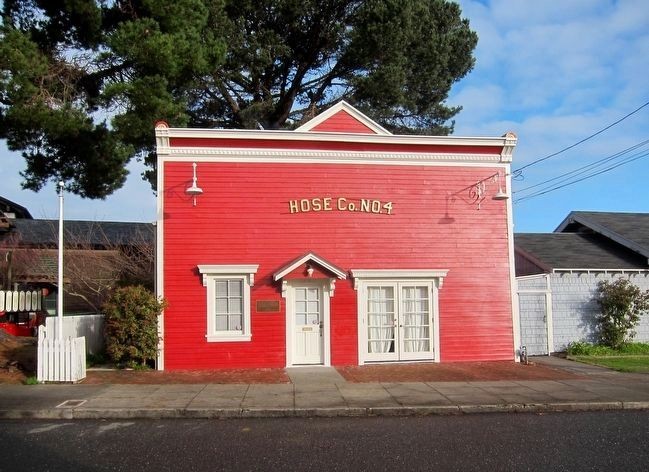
[1,411,648,471]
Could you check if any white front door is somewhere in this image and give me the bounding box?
[291,284,325,365]
[364,282,435,363]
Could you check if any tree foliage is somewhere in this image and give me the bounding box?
[103,285,166,368]
[596,279,649,349]
[1,0,477,198]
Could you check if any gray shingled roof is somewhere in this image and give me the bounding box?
[1,219,154,247]
[556,211,649,258]
[0,196,33,219]
[515,233,648,270]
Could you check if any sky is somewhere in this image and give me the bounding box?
[1,0,648,232]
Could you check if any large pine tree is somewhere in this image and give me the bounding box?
[0,0,477,198]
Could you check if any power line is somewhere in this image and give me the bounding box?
[513,138,649,195]
[514,150,649,203]
[513,99,649,174]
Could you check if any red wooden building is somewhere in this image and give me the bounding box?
[155,102,519,370]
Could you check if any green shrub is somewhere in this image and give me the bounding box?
[86,352,107,367]
[596,279,649,349]
[566,341,614,356]
[567,341,594,356]
[103,285,166,368]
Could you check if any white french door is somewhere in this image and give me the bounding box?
[364,282,435,362]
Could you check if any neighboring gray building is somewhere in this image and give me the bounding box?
[515,211,649,355]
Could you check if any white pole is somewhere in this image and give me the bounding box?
[57,181,64,341]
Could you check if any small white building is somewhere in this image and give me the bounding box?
[515,211,649,355]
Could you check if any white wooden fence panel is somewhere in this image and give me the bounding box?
[37,325,86,383]
[45,315,104,355]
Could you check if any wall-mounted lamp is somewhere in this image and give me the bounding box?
[306,264,314,278]
[492,173,509,201]
[453,172,509,210]
[185,162,203,206]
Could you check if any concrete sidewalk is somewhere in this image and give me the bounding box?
[1,357,648,419]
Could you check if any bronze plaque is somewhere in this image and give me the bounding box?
[256,300,280,313]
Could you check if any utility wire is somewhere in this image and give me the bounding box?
[513,100,649,174]
[513,138,649,195]
[515,150,649,203]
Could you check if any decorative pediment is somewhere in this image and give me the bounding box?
[274,252,346,281]
[274,253,346,298]
[295,101,392,135]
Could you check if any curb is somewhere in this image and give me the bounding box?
[1,402,648,420]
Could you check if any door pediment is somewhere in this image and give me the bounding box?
[274,252,347,281]
[274,253,346,298]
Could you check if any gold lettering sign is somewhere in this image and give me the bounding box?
[288,197,393,215]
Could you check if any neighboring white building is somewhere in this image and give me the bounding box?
[515,211,649,355]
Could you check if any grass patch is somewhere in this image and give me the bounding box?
[566,341,649,356]
[566,342,649,372]
[569,355,649,373]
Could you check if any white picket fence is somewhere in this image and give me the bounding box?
[0,290,42,312]
[45,314,104,355]
[37,325,86,383]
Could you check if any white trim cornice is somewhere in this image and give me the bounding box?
[351,269,449,289]
[158,147,508,165]
[155,127,513,149]
[198,264,259,287]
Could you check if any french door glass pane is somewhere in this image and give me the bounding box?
[367,286,395,353]
[402,285,430,353]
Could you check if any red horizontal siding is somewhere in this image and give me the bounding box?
[162,162,513,369]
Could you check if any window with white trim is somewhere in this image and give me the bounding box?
[198,265,258,342]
